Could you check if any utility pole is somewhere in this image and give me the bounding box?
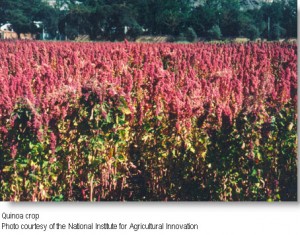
[33,21,44,40]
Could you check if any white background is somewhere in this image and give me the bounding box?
[0,1,299,235]
[0,202,299,235]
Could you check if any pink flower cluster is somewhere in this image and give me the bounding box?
[0,41,297,139]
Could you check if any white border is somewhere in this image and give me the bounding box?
[0,1,299,234]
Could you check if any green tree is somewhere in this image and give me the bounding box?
[1,0,297,42]
[218,0,242,37]
[103,0,142,40]
[281,0,296,38]
[60,0,142,41]
[244,8,266,39]
[260,0,285,39]
[189,2,218,37]
[136,0,191,36]
[0,0,59,39]
[242,24,260,40]
[207,25,222,40]
[189,0,241,39]
[270,23,286,40]
[0,0,32,37]
[185,27,197,42]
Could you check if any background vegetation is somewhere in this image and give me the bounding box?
[0,0,297,41]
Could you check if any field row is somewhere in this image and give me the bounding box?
[0,41,297,201]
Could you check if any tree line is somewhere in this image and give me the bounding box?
[0,0,296,41]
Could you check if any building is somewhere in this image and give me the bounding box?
[0,23,35,40]
[0,23,17,39]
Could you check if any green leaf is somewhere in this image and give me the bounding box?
[2,166,12,173]
[119,107,131,115]
[251,169,257,176]
[29,174,41,181]
[29,142,34,149]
